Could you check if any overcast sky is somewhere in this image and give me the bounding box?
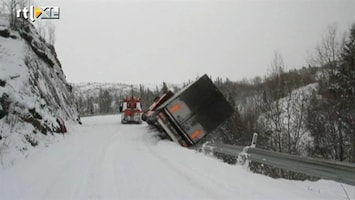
[48,0,354,84]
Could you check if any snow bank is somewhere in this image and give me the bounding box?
[1,114,354,200]
[0,20,80,167]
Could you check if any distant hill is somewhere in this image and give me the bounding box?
[72,82,133,99]
[71,82,183,116]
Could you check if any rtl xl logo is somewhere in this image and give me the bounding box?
[16,6,60,22]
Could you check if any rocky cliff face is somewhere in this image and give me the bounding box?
[0,18,80,166]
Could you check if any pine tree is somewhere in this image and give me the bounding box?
[336,23,355,162]
[87,97,94,114]
[339,23,355,99]
[161,82,168,93]
[321,23,355,162]
[100,90,112,113]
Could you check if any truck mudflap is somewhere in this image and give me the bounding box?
[157,113,189,147]
[156,74,234,147]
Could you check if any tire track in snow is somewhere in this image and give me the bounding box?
[141,132,224,199]
[39,119,123,200]
[39,132,102,199]
[80,125,123,200]
[99,132,123,200]
[99,121,150,200]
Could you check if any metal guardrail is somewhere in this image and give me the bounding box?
[202,134,355,186]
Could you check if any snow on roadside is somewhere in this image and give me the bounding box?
[1,20,79,167]
[1,114,354,200]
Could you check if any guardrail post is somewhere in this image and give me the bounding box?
[237,146,250,166]
[251,133,257,148]
[237,133,257,165]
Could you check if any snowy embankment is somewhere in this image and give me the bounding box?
[0,18,80,166]
[1,114,354,200]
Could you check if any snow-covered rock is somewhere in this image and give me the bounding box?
[0,19,80,166]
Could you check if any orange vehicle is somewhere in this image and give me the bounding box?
[120,96,142,124]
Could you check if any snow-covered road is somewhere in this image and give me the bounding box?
[1,115,354,200]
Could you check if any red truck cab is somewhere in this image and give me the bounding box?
[120,96,142,124]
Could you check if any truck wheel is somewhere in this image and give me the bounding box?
[141,114,147,121]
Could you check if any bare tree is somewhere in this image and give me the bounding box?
[2,0,18,28]
[36,20,45,40]
[310,24,344,77]
[1,0,30,29]
[307,24,350,161]
[263,52,287,152]
[46,22,55,45]
[284,90,293,154]
[35,21,56,45]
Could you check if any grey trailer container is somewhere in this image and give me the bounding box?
[156,74,234,147]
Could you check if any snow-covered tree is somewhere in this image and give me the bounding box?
[331,23,355,162]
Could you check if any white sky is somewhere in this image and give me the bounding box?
[47,0,354,84]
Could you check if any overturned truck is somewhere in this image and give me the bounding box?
[143,74,234,147]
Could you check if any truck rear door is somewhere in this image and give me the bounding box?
[164,75,234,144]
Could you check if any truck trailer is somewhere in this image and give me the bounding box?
[153,74,234,147]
